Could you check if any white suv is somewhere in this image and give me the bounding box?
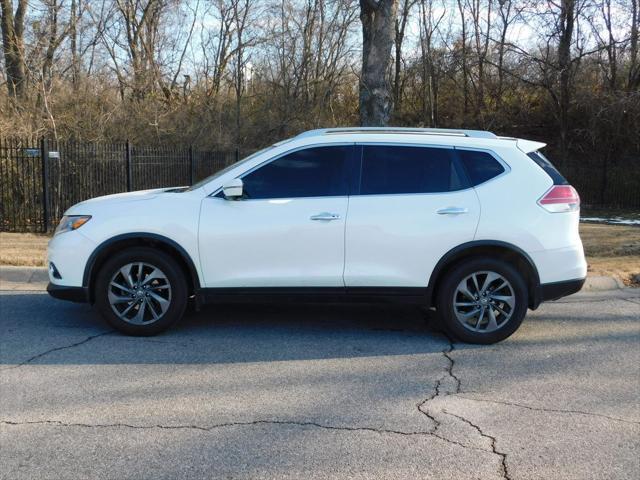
[47,128,586,343]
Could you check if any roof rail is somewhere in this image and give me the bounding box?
[295,127,497,139]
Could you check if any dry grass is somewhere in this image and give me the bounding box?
[580,224,640,257]
[0,232,49,267]
[579,224,640,286]
[2,224,639,285]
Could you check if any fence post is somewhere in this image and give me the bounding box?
[235,147,239,163]
[40,138,50,233]
[125,140,132,192]
[189,145,195,185]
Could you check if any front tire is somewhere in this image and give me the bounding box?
[94,247,188,336]
[436,257,528,344]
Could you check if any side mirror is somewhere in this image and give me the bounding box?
[222,178,243,199]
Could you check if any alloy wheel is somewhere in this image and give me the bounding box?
[108,262,172,325]
[452,271,515,333]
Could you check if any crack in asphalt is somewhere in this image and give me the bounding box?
[415,336,512,479]
[0,330,114,371]
[444,411,512,480]
[0,418,487,453]
[454,395,640,425]
[621,297,640,306]
[0,335,495,456]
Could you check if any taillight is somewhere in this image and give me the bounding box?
[537,185,580,213]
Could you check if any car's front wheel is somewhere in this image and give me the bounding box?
[436,258,528,344]
[95,247,188,335]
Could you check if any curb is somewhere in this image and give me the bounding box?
[0,266,49,291]
[583,275,627,291]
[0,266,630,293]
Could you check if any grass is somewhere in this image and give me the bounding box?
[1,224,639,285]
[579,223,640,286]
[0,232,49,267]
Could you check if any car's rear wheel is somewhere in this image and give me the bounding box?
[436,258,528,344]
[95,247,188,335]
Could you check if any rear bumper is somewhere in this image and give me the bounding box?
[47,283,89,303]
[540,277,586,302]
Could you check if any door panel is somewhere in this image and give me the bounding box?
[344,191,480,286]
[344,144,480,287]
[198,144,354,288]
[199,196,348,287]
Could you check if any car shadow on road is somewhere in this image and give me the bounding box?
[0,291,461,366]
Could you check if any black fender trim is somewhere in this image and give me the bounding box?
[426,240,542,308]
[82,233,201,292]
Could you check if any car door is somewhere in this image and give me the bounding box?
[344,144,481,288]
[198,145,354,288]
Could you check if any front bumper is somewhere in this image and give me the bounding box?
[47,230,96,287]
[47,283,89,303]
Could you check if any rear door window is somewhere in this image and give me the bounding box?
[359,145,467,195]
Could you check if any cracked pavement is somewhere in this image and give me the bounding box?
[1,288,639,479]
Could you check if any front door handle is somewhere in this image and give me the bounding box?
[437,207,469,215]
[310,212,341,221]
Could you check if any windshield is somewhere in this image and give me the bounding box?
[186,145,277,191]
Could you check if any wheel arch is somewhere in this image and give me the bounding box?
[427,241,541,309]
[83,233,201,303]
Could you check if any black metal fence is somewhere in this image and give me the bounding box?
[0,138,236,232]
[1,137,638,233]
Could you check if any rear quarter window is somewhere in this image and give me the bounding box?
[527,151,568,185]
[457,150,505,186]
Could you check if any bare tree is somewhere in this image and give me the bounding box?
[557,0,576,165]
[1,0,28,98]
[393,0,416,112]
[629,0,639,91]
[41,0,70,92]
[456,0,469,117]
[418,0,445,127]
[359,0,398,126]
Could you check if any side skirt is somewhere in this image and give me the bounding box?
[198,287,431,307]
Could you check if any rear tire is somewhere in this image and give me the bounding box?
[94,247,188,336]
[436,257,528,344]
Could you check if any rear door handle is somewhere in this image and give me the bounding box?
[437,207,469,215]
[310,212,341,221]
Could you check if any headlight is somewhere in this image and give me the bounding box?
[54,215,92,235]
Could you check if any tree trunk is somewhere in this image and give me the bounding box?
[70,0,79,88]
[0,0,28,99]
[457,0,469,119]
[557,0,575,167]
[629,0,639,91]
[393,0,413,114]
[359,0,398,126]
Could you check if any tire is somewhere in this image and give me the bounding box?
[436,257,528,344]
[94,247,188,336]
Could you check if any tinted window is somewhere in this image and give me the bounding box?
[241,146,350,199]
[527,151,568,185]
[360,146,465,195]
[458,150,505,186]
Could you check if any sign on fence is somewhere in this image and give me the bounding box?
[23,148,40,157]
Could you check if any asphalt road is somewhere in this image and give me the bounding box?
[1,288,639,479]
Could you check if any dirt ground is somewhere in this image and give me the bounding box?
[1,224,639,285]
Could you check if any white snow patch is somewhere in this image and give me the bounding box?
[581,217,640,226]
